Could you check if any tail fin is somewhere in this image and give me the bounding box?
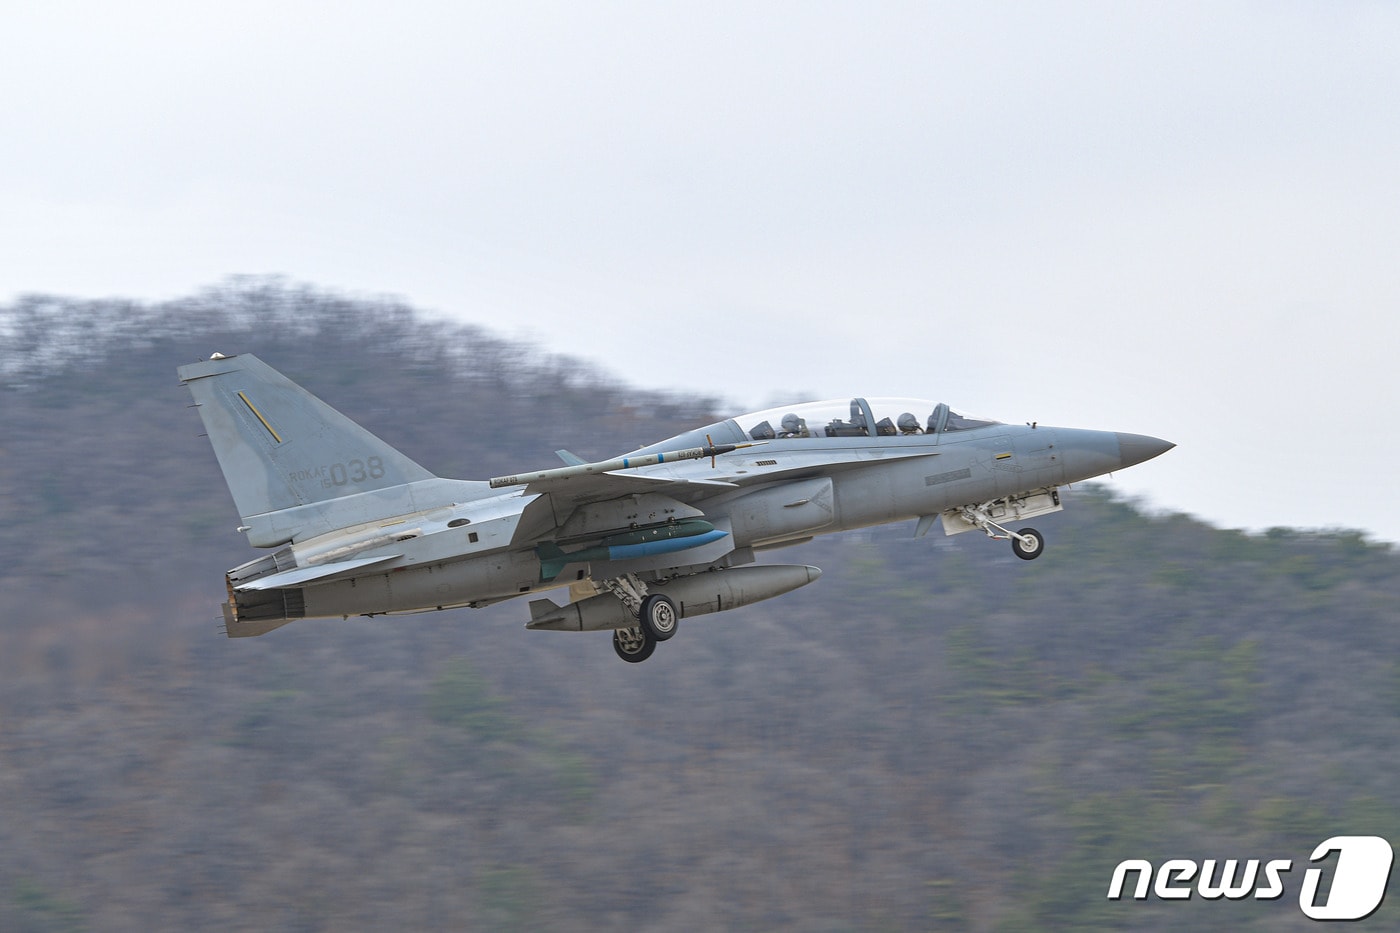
[179,354,439,546]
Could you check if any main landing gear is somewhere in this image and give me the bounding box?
[612,626,655,663]
[605,574,679,663]
[955,502,1046,561]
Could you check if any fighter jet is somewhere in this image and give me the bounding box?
[179,353,1173,662]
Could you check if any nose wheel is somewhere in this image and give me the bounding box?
[1011,528,1044,560]
[955,502,1047,560]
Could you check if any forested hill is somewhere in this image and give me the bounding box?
[0,280,719,614]
[2,281,1399,932]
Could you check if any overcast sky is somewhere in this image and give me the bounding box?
[5,3,1399,540]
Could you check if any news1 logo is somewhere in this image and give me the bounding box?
[1108,836,1394,921]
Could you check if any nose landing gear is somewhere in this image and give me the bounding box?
[954,501,1047,561]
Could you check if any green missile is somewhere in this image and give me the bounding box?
[537,519,725,580]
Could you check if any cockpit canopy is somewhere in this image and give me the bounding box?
[739,398,999,441]
[632,397,1002,458]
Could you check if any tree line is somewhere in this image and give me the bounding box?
[1,280,1396,931]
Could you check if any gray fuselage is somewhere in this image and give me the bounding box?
[236,420,1147,622]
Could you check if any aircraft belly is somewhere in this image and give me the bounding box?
[830,458,998,532]
[527,564,821,632]
[301,550,548,617]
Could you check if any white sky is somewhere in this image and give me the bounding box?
[5,2,1399,540]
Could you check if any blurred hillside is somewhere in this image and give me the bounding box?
[1,281,1398,932]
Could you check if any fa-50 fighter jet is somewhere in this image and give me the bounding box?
[179,354,1172,662]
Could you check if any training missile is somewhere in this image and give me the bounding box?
[526,564,822,632]
[489,441,754,489]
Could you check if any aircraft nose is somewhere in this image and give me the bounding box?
[1115,433,1175,469]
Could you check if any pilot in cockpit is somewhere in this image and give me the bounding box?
[779,413,810,438]
[898,412,923,435]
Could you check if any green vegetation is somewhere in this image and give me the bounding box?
[1,280,1398,930]
[427,659,518,740]
[10,878,86,933]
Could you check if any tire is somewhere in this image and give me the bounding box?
[1011,528,1044,561]
[613,627,655,663]
[638,594,679,642]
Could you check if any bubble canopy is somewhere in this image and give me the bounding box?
[737,398,999,442]
[633,397,1003,456]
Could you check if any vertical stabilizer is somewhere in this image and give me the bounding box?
[178,354,439,543]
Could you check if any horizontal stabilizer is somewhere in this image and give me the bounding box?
[235,554,401,591]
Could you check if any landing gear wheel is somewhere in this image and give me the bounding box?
[638,594,678,642]
[613,626,655,663]
[1011,528,1044,561]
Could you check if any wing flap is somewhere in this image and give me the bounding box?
[234,554,401,591]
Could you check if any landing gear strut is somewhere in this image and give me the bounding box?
[603,573,679,663]
[956,502,1046,561]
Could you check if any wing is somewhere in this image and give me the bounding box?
[232,554,402,591]
[519,470,736,500]
[505,442,937,515]
[491,443,743,505]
